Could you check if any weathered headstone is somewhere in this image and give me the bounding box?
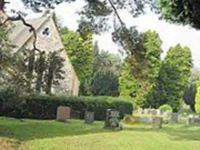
[152,117,163,129]
[151,109,157,116]
[84,111,94,124]
[171,113,179,123]
[56,106,71,122]
[187,116,200,125]
[104,109,121,129]
[139,117,152,124]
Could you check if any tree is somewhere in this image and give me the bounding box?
[17,0,153,62]
[119,61,138,98]
[183,70,200,111]
[35,51,46,93]
[158,0,200,29]
[92,44,122,96]
[61,28,93,95]
[44,51,65,95]
[119,30,162,107]
[92,70,119,96]
[195,79,200,113]
[153,45,192,112]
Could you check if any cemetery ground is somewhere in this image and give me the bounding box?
[1,117,200,150]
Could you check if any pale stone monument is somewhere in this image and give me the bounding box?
[56,106,71,122]
[187,115,200,125]
[171,113,179,123]
[152,117,163,129]
[104,109,121,129]
[151,109,157,116]
[85,111,94,124]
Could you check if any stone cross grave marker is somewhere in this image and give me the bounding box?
[56,106,71,122]
[104,109,121,129]
[85,111,94,124]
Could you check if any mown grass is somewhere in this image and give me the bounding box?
[0,117,200,150]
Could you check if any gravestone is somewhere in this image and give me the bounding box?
[151,109,157,116]
[85,111,94,124]
[56,106,71,122]
[187,116,200,125]
[139,117,152,124]
[104,109,121,129]
[171,113,179,123]
[152,117,163,129]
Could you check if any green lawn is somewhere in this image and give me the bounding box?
[0,117,200,150]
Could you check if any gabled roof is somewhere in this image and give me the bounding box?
[8,13,52,50]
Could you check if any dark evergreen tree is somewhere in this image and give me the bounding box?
[151,45,192,112]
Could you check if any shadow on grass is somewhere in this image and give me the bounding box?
[1,117,200,142]
[0,117,114,141]
[124,123,200,141]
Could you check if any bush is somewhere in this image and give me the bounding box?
[0,94,133,120]
[159,104,172,113]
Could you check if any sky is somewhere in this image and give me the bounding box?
[6,0,200,68]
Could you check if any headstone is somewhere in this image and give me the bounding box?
[104,109,121,129]
[171,113,179,123]
[151,109,157,116]
[152,117,163,129]
[56,106,71,122]
[139,117,152,124]
[187,116,200,125]
[84,111,94,124]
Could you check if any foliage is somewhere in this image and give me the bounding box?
[119,30,162,107]
[159,104,172,113]
[92,70,119,96]
[44,51,65,95]
[195,79,200,113]
[119,61,138,98]
[0,27,13,77]
[92,45,122,96]
[0,94,133,121]
[152,45,192,112]
[61,28,93,95]
[158,0,200,29]
[183,70,200,111]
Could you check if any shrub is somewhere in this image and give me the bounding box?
[0,94,133,120]
[159,104,172,113]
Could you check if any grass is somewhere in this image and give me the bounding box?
[1,117,200,150]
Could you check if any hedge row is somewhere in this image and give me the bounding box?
[0,94,133,120]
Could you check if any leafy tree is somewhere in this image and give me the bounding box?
[61,28,93,95]
[183,70,200,111]
[119,61,138,98]
[119,30,162,107]
[0,27,31,95]
[195,80,200,113]
[92,43,122,96]
[35,51,46,93]
[153,45,192,112]
[44,51,65,95]
[92,70,119,96]
[158,0,200,29]
[0,26,12,77]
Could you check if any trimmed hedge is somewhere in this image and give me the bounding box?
[0,94,133,120]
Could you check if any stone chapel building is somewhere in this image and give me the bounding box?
[0,11,80,96]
